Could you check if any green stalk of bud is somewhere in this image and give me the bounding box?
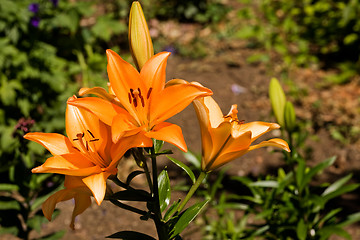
[284,101,296,132]
[129,1,154,71]
[269,77,286,127]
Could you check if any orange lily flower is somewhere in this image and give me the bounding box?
[68,50,212,152]
[193,96,290,172]
[24,96,149,205]
[42,176,92,229]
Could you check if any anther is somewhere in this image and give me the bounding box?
[133,98,138,107]
[140,95,145,107]
[87,130,95,138]
[130,88,135,98]
[128,93,132,104]
[72,146,80,151]
[89,139,99,142]
[86,141,89,151]
[147,88,153,99]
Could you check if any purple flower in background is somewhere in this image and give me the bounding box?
[50,0,59,7]
[30,16,40,28]
[28,3,39,13]
[163,45,177,54]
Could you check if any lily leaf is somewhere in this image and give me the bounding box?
[152,139,164,153]
[164,199,181,222]
[170,199,209,239]
[106,231,156,240]
[296,219,307,240]
[158,170,171,212]
[182,150,201,169]
[167,156,196,184]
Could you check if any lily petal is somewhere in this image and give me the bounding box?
[82,172,112,205]
[150,81,212,125]
[68,97,127,126]
[140,52,170,94]
[235,121,280,141]
[42,188,74,221]
[107,49,145,118]
[206,149,249,171]
[24,132,75,155]
[248,138,290,152]
[145,122,187,152]
[111,113,141,143]
[32,154,101,176]
[70,191,92,229]
[78,87,116,102]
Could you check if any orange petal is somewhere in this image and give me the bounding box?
[221,131,252,155]
[206,149,249,171]
[106,49,145,118]
[235,122,280,141]
[24,132,75,155]
[108,133,153,170]
[32,154,101,176]
[248,138,290,152]
[78,87,116,102]
[111,113,140,143]
[64,176,89,189]
[68,97,127,126]
[70,191,92,229]
[150,81,212,125]
[145,122,187,152]
[42,188,74,221]
[82,172,111,205]
[140,52,170,94]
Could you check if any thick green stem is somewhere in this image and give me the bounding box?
[177,171,207,213]
[133,148,153,193]
[150,147,168,240]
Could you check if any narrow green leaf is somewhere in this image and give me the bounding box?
[152,139,164,153]
[322,174,353,196]
[0,183,19,191]
[158,170,171,212]
[126,170,145,185]
[38,230,65,240]
[0,200,20,210]
[284,101,296,132]
[318,226,351,240]
[322,184,359,202]
[167,156,196,184]
[338,212,360,227]
[249,180,279,188]
[296,158,305,191]
[106,231,156,239]
[170,199,209,238]
[164,199,181,221]
[301,157,336,190]
[182,150,201,169]
[296,219,307,240]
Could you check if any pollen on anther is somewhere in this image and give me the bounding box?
[128,93,132,104]
[87,130,95,138]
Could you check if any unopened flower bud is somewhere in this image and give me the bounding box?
[269,78,286,127]
[129,1,154,71]
[284,101,296,132]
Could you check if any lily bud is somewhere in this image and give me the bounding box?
[269,78,286,127]
[129,1,154,71]
[284,101,296,132]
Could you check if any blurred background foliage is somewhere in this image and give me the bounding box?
[236,0,360,83]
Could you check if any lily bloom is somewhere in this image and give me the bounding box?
[69,50,212,152]
[25,96,149,205]
[42,176,92,229]
[193,96,290,172]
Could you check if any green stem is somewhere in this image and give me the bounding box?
[177,171,207,213]
[109,199,150,217]
[150,147,168,240]
[133,148,153,194]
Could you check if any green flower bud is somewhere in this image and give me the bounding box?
[284,101,296,132]
[269,77,286,126]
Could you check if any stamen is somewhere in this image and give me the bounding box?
[86,141,89,151]
[130,88,135,98]
[133,98,138,107]
[89,139,99,142]
[147,88,153,99]
[140,95,145,107]
[87,130,95,138]
[72,146,80,151]
[128,93,132,104]
[137,88,142,96]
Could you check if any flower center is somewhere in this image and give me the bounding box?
[128,87,153,108]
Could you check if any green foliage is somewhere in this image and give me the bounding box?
[0,0,129,238]
[237,0,360,76]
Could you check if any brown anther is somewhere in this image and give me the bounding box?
[147,88,153,99]
[137,88,142,96]
[128,92,132,104]
[85,141,89,151]
[140,95,145,107]
[133,98,138,107]
[130,88,135,98]
[87,130,95,138]
[89,139,99,142]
